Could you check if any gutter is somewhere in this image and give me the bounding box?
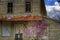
[43,16,60,23]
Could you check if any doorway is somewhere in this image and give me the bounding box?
[14,23,24,40]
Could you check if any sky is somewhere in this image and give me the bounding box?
[44,0,60,21]
[44,0,59,6]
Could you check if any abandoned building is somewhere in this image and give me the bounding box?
[0,0,60,40]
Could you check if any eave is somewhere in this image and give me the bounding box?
[0,14,42,21]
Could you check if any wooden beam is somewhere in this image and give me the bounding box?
[40,0,47,16]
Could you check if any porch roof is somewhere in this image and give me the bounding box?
[0,14,42,21]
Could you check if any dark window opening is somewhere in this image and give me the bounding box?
[25,2,31,12]
[7,2,13,13]
[15,33,23,40]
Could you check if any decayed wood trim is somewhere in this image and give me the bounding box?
[43,16,60,23]
[40,0,47,16]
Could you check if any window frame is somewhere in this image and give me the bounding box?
[7,2,13,13]
[25,2,31,12]
[1,22,11,37]
[25,0,32,13]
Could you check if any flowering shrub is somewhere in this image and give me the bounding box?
[24,21,48,37]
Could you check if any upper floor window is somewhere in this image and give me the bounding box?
[25,2,31,12]
[7,2,13,13]
[25,0,31,12]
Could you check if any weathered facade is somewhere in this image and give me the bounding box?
[0,0,42,40]
[0,0,60,40]
[0,0,40,14]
